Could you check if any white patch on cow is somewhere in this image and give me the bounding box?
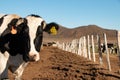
[0,51,10,79]
[0,14,20,35]
[26,16,44,61]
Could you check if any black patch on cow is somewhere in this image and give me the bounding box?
[8,18,30,62]
[41,21,45,28]
[0,18,19,53]
[0,33,11,53]
[0,15,7,27]
[8,18,18,29]
[16,18,28,33]
[0,17,4,27]
[28,14,42,18]
[0,19,18,37]
[8,30,30,61]
[34,25,43,52]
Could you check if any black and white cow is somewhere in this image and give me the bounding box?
[101,43,115,53]
[0,14,26,79]
[0,14,59,80]
[25,14,59,61]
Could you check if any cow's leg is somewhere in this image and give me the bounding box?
[13,62,28,80]
[0,52,9,79]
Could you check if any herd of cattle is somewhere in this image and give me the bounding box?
[0,14,59,80]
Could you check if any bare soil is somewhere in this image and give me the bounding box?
[9,46,120,80]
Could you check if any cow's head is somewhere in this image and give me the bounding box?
[0,14,22,53]
[26,14,59,61]
[0,14,33,62]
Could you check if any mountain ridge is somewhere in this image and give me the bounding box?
[43,24,117,43]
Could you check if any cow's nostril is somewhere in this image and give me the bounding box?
[29,53,40,62]
[33,54,36,57]
[29,56,35,62]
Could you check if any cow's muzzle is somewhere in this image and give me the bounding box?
[29,53,40,62]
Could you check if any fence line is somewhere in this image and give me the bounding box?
[55,31,120,71]
[57,35,99,62]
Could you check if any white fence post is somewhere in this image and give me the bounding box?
[75,39,79,54]
[80,37,83,56]
[91,35,95,62]
[62,43,65,50]
[83,36,87,58]
[82,37,85,57]
[104,33,111,71]
[87,35,91,60]
[78,37,82,56]
[71,39,75,53]
[81,37,83,56]
[117,31,120,66]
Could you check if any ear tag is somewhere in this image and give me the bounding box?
[11,26,17,34]
[50,26,57,35]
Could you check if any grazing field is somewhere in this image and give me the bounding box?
[9,47,120,80]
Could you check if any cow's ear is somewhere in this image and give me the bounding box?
[44,22,59,35]
[11,26,17,34]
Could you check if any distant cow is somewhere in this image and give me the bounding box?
[43,42,57,47]
[101,43,116,53]
[0,14,59,80]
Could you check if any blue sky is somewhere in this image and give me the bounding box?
[0,0,120,30]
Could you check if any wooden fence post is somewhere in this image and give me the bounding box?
[104,33,111,71]
[92,35,95,62]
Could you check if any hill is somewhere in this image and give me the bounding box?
[43,25,118,43]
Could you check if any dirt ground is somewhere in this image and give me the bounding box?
[9,46,120,80]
